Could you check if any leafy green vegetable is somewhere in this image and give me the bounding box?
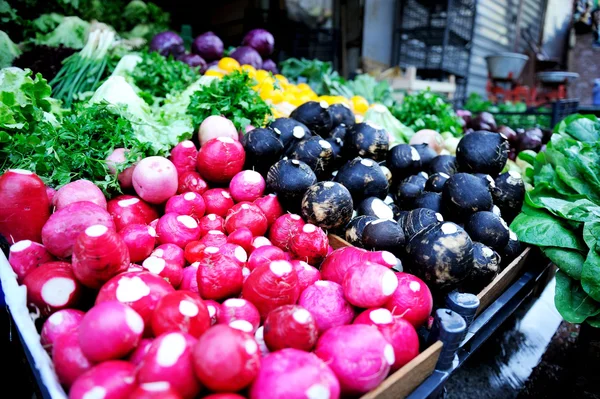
[554,270,600,324]
[0,30,21,68]
[342,74,394,107]
[33,15,89,49]
[464,93,551,129]
[364,104,414,146]
[187,71,272,132]
[544,248,585,280]
[30,13,65,34]
[279,57,347,96]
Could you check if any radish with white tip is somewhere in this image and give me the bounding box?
[40,308,85,353]
[69,361,137,399]
[53,179,107,210]
[23,261,82,316]
[196,137,245,184]
[119,224,157,263]
[129,338,154,366]
[229,170,266,202]
[198,115,239,146]
[150,243,185,268]
[217,298,261,334]
[107,195,158,231]
[156,213,201,248]
[165,192,206,221]
[130,382,183,399]
[52,331,92,388]
[268,214,305,251]
[218,243,248,267]
[170,140,198,176]
[142,255,184,288]
[204,299,221,326]
[289,224,329,266]
[253,194,284,226]
[197,214,225,236]
[202,188,235,217]
[290,260,320,294]
[9,240,55,282]
[342,262,398,308]
[297,281,354,334]
[225,202,268,236]
[151,291,211,338]
[196,247,243,300]
[247,245,286,271]
[177,171,209,195]
[263,305,318,352]
[133,156,178,204]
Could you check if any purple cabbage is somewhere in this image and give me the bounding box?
[191,32,224,62]
[177,53,207,73]
[149,31,185,57]
[230,46,263,70]
[261,59,279,74]
[242,29,275,57]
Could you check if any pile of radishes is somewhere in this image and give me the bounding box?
[0,126,433,399]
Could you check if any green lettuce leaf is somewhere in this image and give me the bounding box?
[33,16,90,49]
[0,30,21,68]
[555,270,600,324]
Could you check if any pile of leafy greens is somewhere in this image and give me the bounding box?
[510,114,600,327]
[464,93,552,130]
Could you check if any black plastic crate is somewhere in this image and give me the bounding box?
[489,99,580,130]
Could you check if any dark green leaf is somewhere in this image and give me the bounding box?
[510,212,585,251]
[582,248,600,302]
[564,117,600,142]
[584,221,600,252]
[554,270,600,324]
[543,247,585,280]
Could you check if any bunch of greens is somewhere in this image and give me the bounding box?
[341,74,394,107]
[391,89,463,137]
[187,71,272,132]
[0,30,22,68]
[279,57,349,96]
[30,15,90,49]
[464,93,551,130]
[364,104,414,146]
[510,114,600,327]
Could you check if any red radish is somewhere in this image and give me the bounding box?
[204,394,246,399]
[119,224,157,263]
[269,214,305,251]
[0,169,50,243]
[291,260,320,293]
[151,244,185,268]
[251,236,272,252]
[42,201,115,258]
[242,260,299,319]
[142,255,183,288]
[138,332,201,399]
[247,245,286,271]
[253,194,283,226]
[40,309,84,353]
[202,188,234,217]
[343,262,398,308]
[106,148,136,189]
[199,230,228,247]
[198,115,238,146]
[204,299,221,325]
[229,170,265,202]
[72,225,130,289]
[328,245,334,255]
[151,291,211,338]
[170,140,198,175]
[133,156,178,204]
[227,227,254,253]
[129,338,154,366]
[53,179,107,210]
[249,348,340,399]
[385,272,433,328]
[69,361,137,399]
[131,382,183,399]
[297,281,354,334]
[52,330,92,388]
[219,243,248,266]
[314,324,394,394]
[177,171,209,195]
[184,241,207,264]
[218,298,261,333]
[198,214,225,236]
[78,301,144,362]
[46,186,56,204]
[23,261,82,316]
[196,137,245,184]
[9,240,54,282]
[96,271,175,334]
[255,326,270,356]
[364,250,400,269]
[157,213,201,248]
[289,224,328,266]
[128,263,144,272]
[180,263,199,293]
[263,305,318,352]
[196,247,243,300]
[192,324,260,392]
[107,195,159,231]
[353,308,419,371]
[225,202,268,236]
[242,265,251,281]
[165,192,206,221]
[320,247,366,284]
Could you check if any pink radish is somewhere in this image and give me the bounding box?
[156,213,201,248]
[320,247,369,284]
[151,291,211,338]
[106,148,136,189]
[249,348,340,399]
[255,326,270,357]
[53,179,107,210]
[170,140,198,175]
[198,115,239,146]
[72,225,130,289]
[229,170,265,202]
[385,272,433,328]
[180,263,199,293]
[196,137,245,184]
[342,262,398,308]
[78,301,144,362]
[364,250,400,269]
[165,192,206,220]
[129,338,154,366]
[133,156,178,204]
[204,299,221,326]
[198,230,227,247]
[289,224,328,266]
[242,260,299,320]
[225,202,268,236]
[251,236,272,252]
[23,261,82,316]
[151,243,185,268]
[227,227,254,253]
[107,195,158,231]
[218,298,260,333]
[46,186,56,204]
[253,194,283,226]
[192,325,260,392]
[69,361,137,399]
[263,305,318,352]
[268,214,305,251]
[198,214,225,236]
[141,255,183,288]
[119,224,157,263]
[177,171,209,195]
[247,245,286,271]
[9,240,54,282]
[138,332,201,399]
[52,330,92,388]
[297,281,354,334]
[131,382,183,399]
[40,309,85,353]
[219,243,248,266]
[196,247,243,300]
[0,169,50,244]
[314,324,394,394]
[42,201,115,258]
[291,260,320,293]
[202,188,234,217]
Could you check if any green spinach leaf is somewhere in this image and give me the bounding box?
[582,248,600,302]
[555,270,600,324]
[543,247,585,280]
[510,213,585,251]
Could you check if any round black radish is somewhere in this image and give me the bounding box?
[301,181,353,230]
[326,137,345,169]
[380,164,393,186]
[345,122,389,162]
[266,159,317,213]
[456,131,509,175]
[465,211,510,251]
[442,173,493,221]
[288,136,334,179]
[492,171,525,223]
[425,172,450,193]
[402,172,428,191]
[413,191,442,213]
[384,195,402,219]
[463,242,500,293]
[241,128,284,175]
[345,215,377,247]
[429,155,457,176]
[473,173,496,190]
[328,103,355,129]
[357,197,395,220]
[412,144,437,170]
[500,229,521,268]
[387,144,422,180]
[269,117,311,150]
[327,124,349,142]
[394,182,423,210]
[290,101,332,136]
[491,205,502,217]
[405,222,473,291]
[334,157,389,203]
[401,208,444,241]
[362,219,405,253]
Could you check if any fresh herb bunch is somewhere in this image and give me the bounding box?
[187,71,272,131]
[129,50,199,106]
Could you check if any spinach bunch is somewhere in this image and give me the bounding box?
[510,114,600,327]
